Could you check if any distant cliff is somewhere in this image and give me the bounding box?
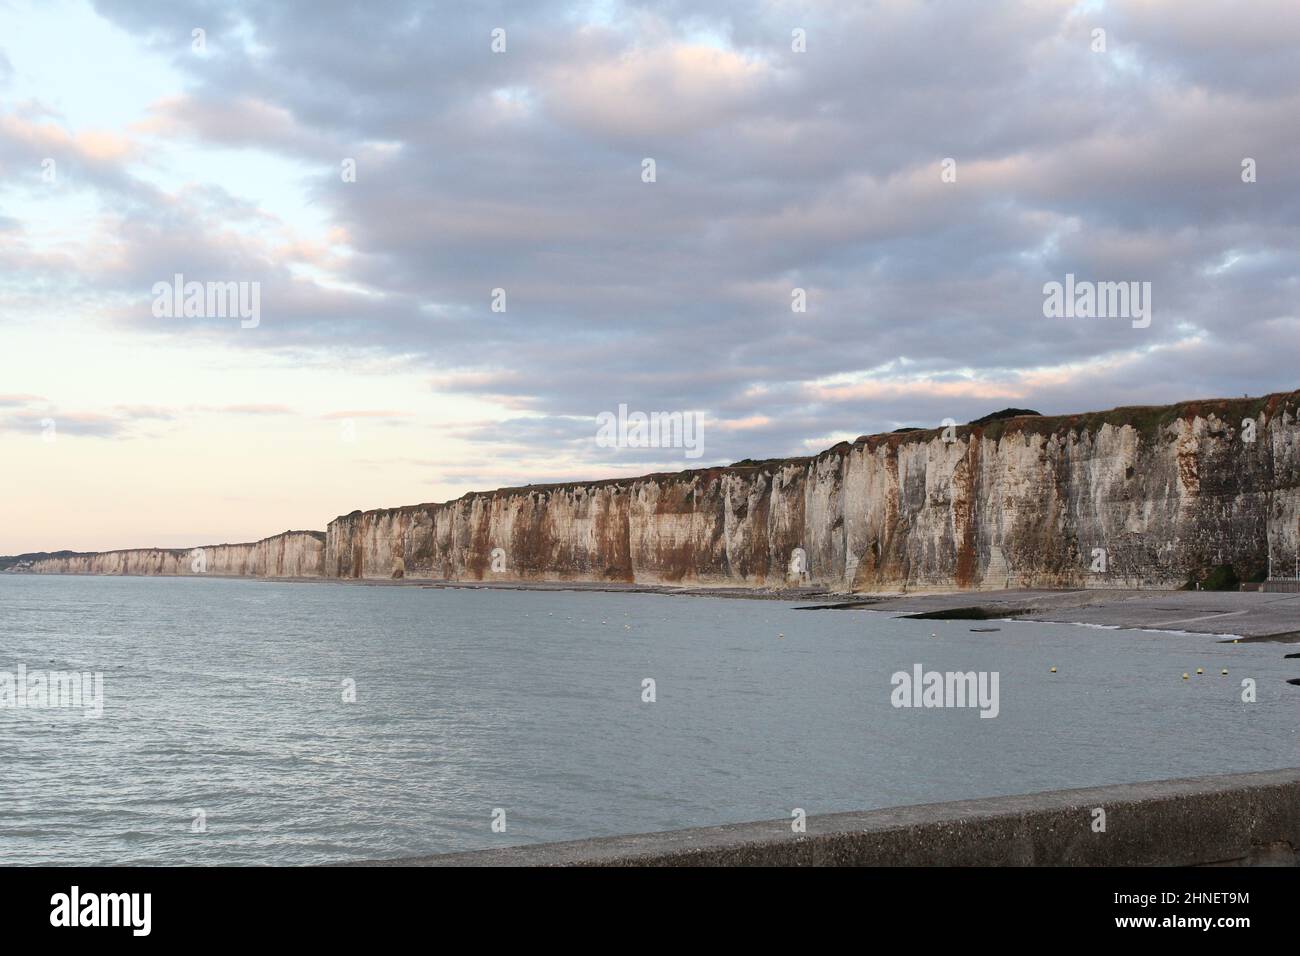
[10,531,325,578]
[9,391,1300,592]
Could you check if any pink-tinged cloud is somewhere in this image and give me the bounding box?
[201,404,297,416]
[543,38,776,138]
[137,94,338,157]
[713,415,772,432]
[0,112,135,163]
[320,410,413,419]
[804,378,1029,405]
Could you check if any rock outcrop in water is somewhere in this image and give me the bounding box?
[8,391,1300,592]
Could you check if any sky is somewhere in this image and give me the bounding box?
[1,0,1297,554]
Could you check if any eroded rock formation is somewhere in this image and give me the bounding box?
[16,531,325,578]
[10,392,1300,592]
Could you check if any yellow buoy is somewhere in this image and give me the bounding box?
[1221,669,1228,675]
[1196,668,1203,675]
[1050,667,1057,673]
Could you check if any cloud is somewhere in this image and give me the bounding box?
[200,403,295,416]
[0,398,177,439]
[543,36,778,138]
[2,0,1293,472]
[138,94,338,156]
[320,409,412,420]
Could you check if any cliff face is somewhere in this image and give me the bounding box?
[325,392,1300,590]
[11,391,1300,591]
[22,531,325,578]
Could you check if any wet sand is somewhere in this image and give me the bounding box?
[414,581,1300,640]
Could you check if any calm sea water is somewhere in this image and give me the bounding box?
[0,575,1295,865]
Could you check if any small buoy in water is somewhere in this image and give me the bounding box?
[778,633,785,639]
[931,632,937,638]
[1221,669,1228,675]
[1196,667,1203,675]
[1182,673,1189,680]
[1050,667,1057,673]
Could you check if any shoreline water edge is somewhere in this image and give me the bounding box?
[4,572,1299,643]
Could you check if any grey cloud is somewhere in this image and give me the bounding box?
[34,0,1299,465]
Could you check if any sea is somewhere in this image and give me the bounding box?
[0,575,1295,865]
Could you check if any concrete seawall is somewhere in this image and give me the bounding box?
[368,769,1300,866]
